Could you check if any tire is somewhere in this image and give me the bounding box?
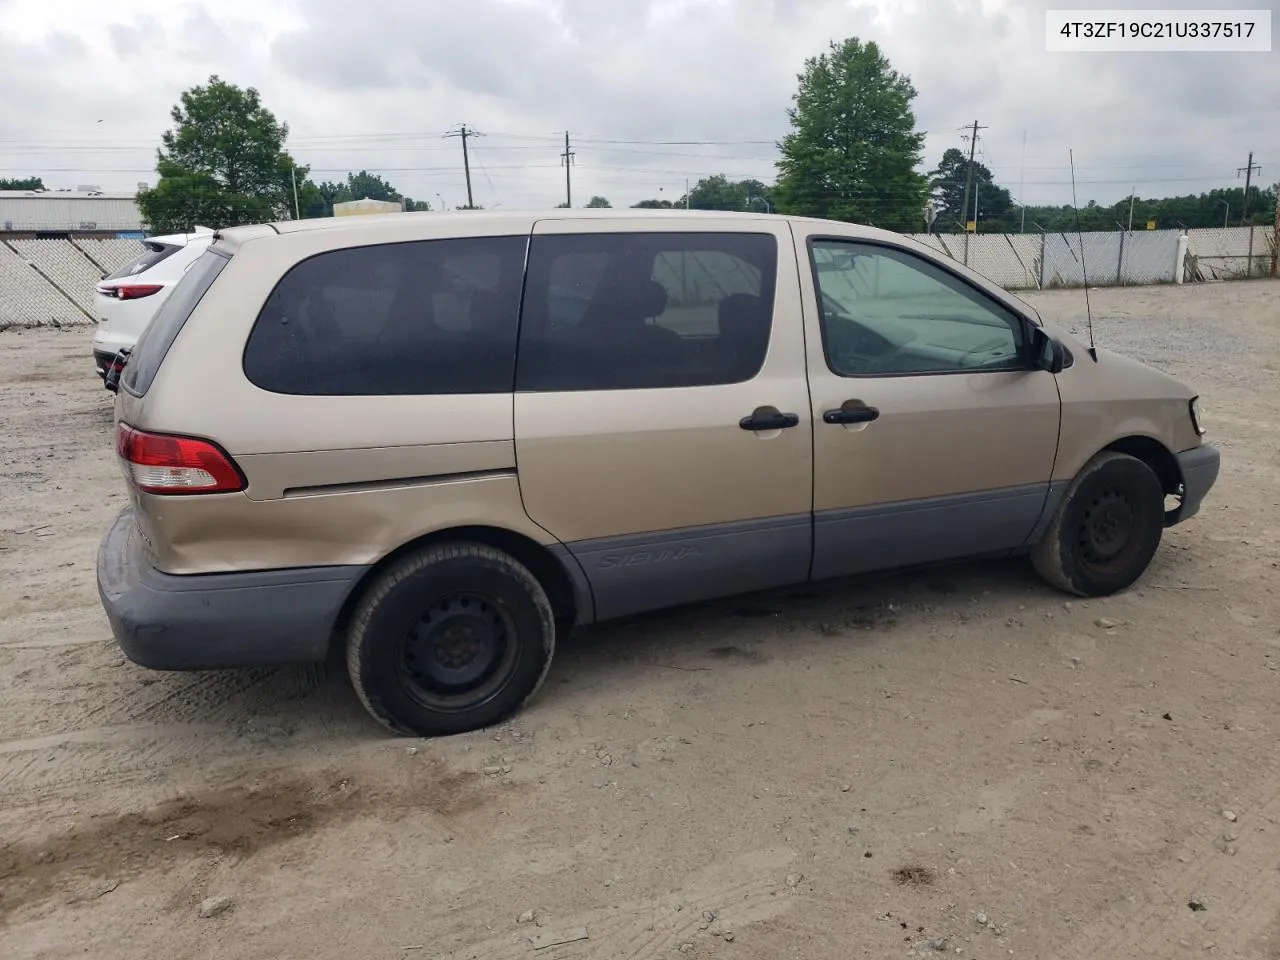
[346,543,556,737]
[1031,451,1165,597]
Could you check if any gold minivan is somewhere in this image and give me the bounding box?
[97,210,1220,736]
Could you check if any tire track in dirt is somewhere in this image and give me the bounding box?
[75,664,333,728]
[428,848,800,960]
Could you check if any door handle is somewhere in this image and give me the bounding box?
[739,405,800,431]
[823,400,880,425]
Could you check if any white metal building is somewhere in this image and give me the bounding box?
[0,190,145,233]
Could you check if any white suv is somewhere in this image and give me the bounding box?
[92,227,215,379]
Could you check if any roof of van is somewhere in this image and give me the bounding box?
[212,208,891,251]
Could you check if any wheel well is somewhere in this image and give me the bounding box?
[328,526,579,657]
[1103,436,1182,496]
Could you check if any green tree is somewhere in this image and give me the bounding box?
[344,170,401,203]
[928,147,1015,233]
[585,195,612,208]
[138,75,305,232]
[687,175,745,210]
[0,177,44,190]
[739,179,775,212]
[774,38,927,230]
[665,176,776,212]
[632,199,675,209]
[302,179,347,218]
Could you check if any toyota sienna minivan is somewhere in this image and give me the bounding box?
[96,210,1220,737]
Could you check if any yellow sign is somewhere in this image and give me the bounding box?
[1146,219,1156,230]
[965,220,976,233]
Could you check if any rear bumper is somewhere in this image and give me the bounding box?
[1170,443,1220,525]
[97,507,368,670]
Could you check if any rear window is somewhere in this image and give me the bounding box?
[122,250,228,396]
[105,241,182,281]
[242,236,527,396]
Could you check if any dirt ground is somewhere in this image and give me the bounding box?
[1,280,1277,960]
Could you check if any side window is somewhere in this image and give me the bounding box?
[811,241,1026,377]
[243,235,527,396]
[517,232,778,392]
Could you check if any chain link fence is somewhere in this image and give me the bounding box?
[6,239,102,313]
[1184,226,1275,280]
[911,225,1276,289]
[0,224,1276,328]
[0,242,90,329]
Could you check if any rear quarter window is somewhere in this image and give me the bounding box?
[121,250,229,396]
[241,236,528,396]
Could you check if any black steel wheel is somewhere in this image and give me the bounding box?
[1031,451,1166,597]
[347,543,556,737]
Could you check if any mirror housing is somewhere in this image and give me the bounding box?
[1027,324,1065,374]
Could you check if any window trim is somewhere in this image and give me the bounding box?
[514,230,780,393]
[805,235,1038,380]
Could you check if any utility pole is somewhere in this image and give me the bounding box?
[1238,151,1261,275]
[290,163,300,220]
[560,131,575,208]
[1127,189,1135,233]
[959,120,987,264]
[445,125,482,209]
[1018,129,1027,234]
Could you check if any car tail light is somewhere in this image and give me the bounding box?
[115,423,246,495]
[99,284,164,300]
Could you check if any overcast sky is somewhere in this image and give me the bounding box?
[1,0,1276,214]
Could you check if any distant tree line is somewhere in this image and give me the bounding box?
[925,146,1276,234]
[304,170,432,218]
[99,60,1271,237]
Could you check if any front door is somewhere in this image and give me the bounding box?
[514,218,813,620]
[794,231,1062,581]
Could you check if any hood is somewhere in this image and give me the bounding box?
[1042,317,1197,401]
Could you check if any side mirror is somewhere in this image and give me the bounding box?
[1029,326,1065,375]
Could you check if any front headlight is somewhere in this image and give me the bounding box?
[1189,396,1206,436]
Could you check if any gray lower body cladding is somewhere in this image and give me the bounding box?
[97,507,366,670]
[564,483,1057,623]
[1170,443,1220,524]
[99,449,1218,670]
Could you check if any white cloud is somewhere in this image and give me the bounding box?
[1,0,1276,213]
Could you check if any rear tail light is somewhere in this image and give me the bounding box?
[99,284,164,300]
[115,423,246,495]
